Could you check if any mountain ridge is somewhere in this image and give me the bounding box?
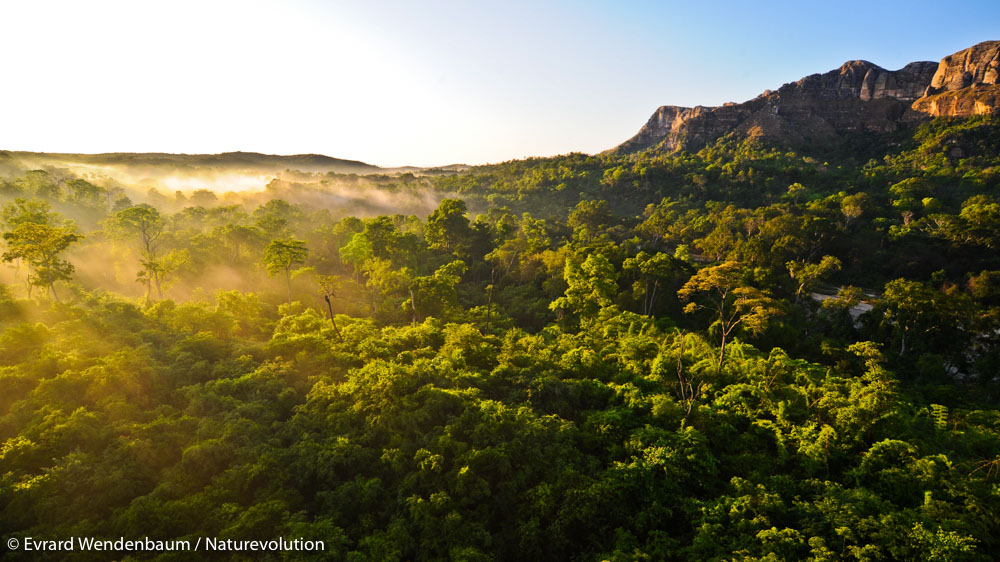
[612,40,1000,154]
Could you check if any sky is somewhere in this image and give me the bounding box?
[1,0,998,167]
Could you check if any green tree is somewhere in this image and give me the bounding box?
[678,261,780,367]
[1,198,56,229]
[340,232,374,281]
[401,260,467,325]
[568,199,617,243]
[109,205,168,302]
[549,253,618,323]
[623,251,683,316]
[426,199,471,256]
[0,199,59,291]
[2,222,81,301]
[264,238,308,304]
[317,274,344,342]
[787,255,841,303]
[362,216,402,261]
[925,195,1000,249]
[877,279,968,359]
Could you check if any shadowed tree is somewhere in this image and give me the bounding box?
[401,260,467,325]
[317,274,343,342]
[426,199,471,256]
[213,222,264,266]
[623,251,684,316]
[876,279,970,360]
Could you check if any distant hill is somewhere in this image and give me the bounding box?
[2,151,384,175]
[612,40,1000,154]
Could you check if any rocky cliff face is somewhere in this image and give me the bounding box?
[783,60,937,102]
[912,84,1000,116]
[612,41,999,154]
[913,41,1000,117]
[614,105,708,153]
[927,41,1000,92]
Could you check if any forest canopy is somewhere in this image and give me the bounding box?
[2,117,1000,560]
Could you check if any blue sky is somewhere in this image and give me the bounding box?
[1,0,998,166]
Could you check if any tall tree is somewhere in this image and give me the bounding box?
[549,253,618,323]
[401,260,467,325]
[623,251,684,316]
[2,222,81,301]
[317,274,343,342]
[109,205,167,302]
[678,261,780,367]
[426,199,471,256]
[264,238,308,305]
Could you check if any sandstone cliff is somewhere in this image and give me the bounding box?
[612,41,999,154]
[913,41,1000,117]
[927,41,1000,93]
[912,84,1000,117]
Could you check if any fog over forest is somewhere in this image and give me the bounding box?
[3,117,1000,560]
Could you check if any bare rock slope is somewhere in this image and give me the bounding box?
[613,40,1000,154]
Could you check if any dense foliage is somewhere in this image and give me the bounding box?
[2,117,1000,560]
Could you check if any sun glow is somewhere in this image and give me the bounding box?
[0,0,481,166]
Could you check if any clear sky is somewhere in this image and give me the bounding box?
[2,0,998,167]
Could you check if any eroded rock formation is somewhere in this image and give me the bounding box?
[913,41,1000,117]
[612,41,1000,154]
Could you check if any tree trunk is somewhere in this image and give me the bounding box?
[718,330,727,369]
[408,286,418,327]
[485,268,495,331]
[647,279,659,316]
[324,294,343,342]
[285,267,292,305]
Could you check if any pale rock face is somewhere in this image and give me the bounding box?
[929,41,1000,92]
[611,41,1000,154]
[912,84,1000,117]
[914,41,1000,117]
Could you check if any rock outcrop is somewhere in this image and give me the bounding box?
[612,41,1000,154]
[614,105,708,153]
[926,41,1000,93]
[912,84,1000,116]
[783,60,937,102]
[913,41,1000,117]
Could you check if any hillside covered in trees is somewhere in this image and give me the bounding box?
[2,116,1000,560]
